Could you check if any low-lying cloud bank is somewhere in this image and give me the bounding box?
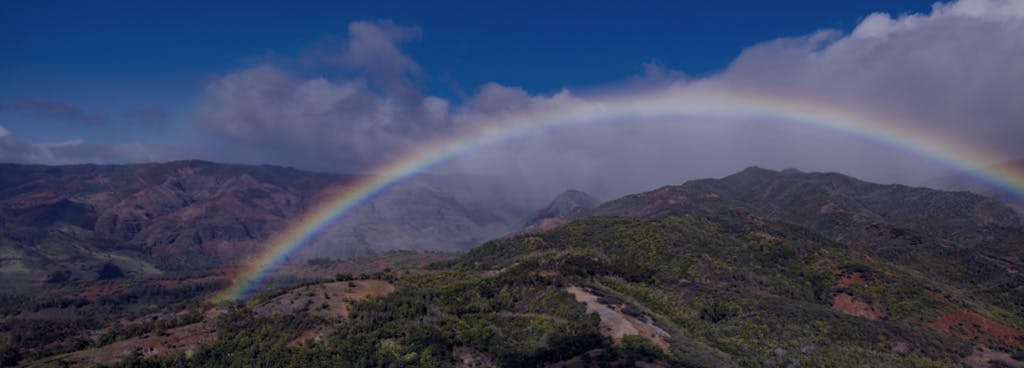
[0,125,156,165]
[7,0,1024,206]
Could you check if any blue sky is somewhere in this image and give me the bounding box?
[2,0,1022,201]
[0,1,932,145]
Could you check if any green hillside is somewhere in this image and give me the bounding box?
[121,212,1021,367]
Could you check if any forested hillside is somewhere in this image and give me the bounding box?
[110,212,1022,367]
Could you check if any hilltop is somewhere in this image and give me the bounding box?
[4,167,1020,367]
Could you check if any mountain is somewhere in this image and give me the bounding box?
[927,159,1024,212]
[68,208,1022,367]
[298,179,515,260]
[520,189,600,233]
[0,161,520,289]
[574,167,1024,327]
[4,166,1024,367]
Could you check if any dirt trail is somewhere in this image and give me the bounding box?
[565,286,671,351]
[964,345,1024,368]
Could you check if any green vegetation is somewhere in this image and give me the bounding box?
[103,212,1007,367]
[0,277,224,364]
[117,269,612,367]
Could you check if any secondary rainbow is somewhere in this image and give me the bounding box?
[213,88,1024,302]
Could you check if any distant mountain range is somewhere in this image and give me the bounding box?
[2,162,1024,367]
[0,161,522,289]
[4,160,1021,289]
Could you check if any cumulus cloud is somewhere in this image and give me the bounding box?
[441,0,1024,201]
[513,0,1024,196]
[715,0,1024,153]
[198,21,451,171]
[197,1,1024,205]
[338,20,423,93]
[198,65,451,171]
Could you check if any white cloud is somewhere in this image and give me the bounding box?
[447,0,1024,199]
[940,0,1024,19]
[197,21,452,171]
[196,1,1024,203]
[340,21,423,85]
[0,125,157,165]
[714,0,1024,155]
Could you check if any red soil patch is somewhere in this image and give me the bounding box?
[931,309,1024,349]
[749,231,778,242]
[533,270,559,278]
[835,271,866,288]
[829,268,882,319]
[832,293,886,320]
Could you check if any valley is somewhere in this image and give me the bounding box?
[6,2,1024,367]
[1,163,1022,367]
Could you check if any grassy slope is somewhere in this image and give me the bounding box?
[122,212,1024,367]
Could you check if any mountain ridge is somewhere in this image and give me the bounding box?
[0,160,522,288]
[3,163,1024,367]
[554,166,1024,330]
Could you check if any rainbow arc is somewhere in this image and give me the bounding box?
[213,88,1024,303]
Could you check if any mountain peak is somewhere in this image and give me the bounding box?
[727,166,786,180]
[520,189,599,233]
[722,166,870,189]
[548,189,600,213]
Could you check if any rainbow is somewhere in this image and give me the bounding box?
[213,87,1024,302]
